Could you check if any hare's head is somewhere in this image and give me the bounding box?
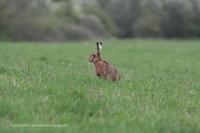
[88,53,102,63]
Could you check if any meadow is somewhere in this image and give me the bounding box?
[0,39,200,133]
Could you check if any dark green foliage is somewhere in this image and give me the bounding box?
[0,0,200,41]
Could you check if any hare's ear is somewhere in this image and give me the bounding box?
[96,42,100,53]
[96,42,103,60]
[99,42,102,51]
[97,42,102,53]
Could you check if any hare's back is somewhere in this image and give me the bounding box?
[103,61,118,73]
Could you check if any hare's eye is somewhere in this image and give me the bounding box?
[93,55,96,57]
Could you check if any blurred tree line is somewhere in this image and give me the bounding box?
[0,0,200,42]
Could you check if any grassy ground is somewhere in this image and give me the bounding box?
[0,39,200,133]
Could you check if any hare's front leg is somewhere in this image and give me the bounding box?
[96,67,107,80]
[96,73,107,80]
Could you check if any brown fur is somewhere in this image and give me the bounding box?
[88,53,121,81]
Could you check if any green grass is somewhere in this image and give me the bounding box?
[0,39,200,133]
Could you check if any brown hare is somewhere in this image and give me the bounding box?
[88,42,121,81]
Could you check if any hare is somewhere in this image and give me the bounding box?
[88,42,121,81]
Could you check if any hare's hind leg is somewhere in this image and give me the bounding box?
[110,74,121,81]
[96,73,107,80]
[109,75,115,81]
[117,74,121,80]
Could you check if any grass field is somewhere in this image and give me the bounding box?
[0,39,200,133]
